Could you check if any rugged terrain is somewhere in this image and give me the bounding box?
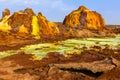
[0,6,120,80]
[0,48,120,80]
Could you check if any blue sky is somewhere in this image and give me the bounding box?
[0,0,120,24]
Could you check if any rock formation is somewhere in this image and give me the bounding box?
[37,12,59,39]
[8,12,33,33]
[0,8,59,39]
[0,6,115,41]
[63,6,106,30]
[2,8,10,18]
[0,15,11,33]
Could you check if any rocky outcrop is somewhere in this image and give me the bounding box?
[0,15,11,33]
[53,58,115,73]
[7,8,35,34]
[63,6,89,28]
[63,6,106,30]
[0,6,115,41]
[8,12,33,34]
[2,8,10,18]
[0,9,11,33]
[0,8,59,39]
[37,12,59,39]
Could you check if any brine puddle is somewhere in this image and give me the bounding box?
[0,35,120,59]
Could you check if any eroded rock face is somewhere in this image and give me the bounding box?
[37,12,59,38]
[24,8,35,16]
[8,12,32,34]
[81,11,105,30]
[63,6,89,28]
[7,8,35,34]
[0,8,59,39]
[63,6,106,30]
[0,7,114,41]
[0,16,11,33]
[2,8,10,18]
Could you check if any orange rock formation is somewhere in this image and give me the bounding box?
[0,7,113,41]
[0,8,59,39]
[37,12,59,39]
[63,6,106,30]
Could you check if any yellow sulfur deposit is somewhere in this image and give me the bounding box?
[18,25,28,33]
[37,12,59,37]
[0,16,11,32]
[31,16,40,39]
[84,11,105,30]
[63,10,80,27]
[63,6,89,27]
[0,8,60,40]
[63,6,106,30]
[48,22,59,35]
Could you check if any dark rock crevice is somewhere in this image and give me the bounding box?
[60,68,103,78]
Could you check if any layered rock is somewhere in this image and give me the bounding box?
[0,9,11,33]
[8,12,33,34]
[37,12,59,39]
[63,6,89,28]
[63,6,106,30]
[0,15,11,33]
[0,8,59,39]
[0,7,115,41]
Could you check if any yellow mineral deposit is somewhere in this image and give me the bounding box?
[0,16,11,32]
[37,13,52,36]
[63,6,89,27]
[37,12,59,37]
[63,6,106,30]
[48,22,59,35]
[31,16,40,39]
[84,11,105,30]
[63,10,80,27]
[18,25,28,33]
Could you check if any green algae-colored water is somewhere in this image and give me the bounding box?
[0,35,120,59]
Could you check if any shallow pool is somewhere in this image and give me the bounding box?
[0,34,120,58]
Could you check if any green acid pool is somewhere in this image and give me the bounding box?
[0,35,120,59]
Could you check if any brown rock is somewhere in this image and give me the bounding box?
[53,58,115,73]
[7,8,35,34]
[8,11,32,33]
[0,8,60,39]
[63,6,106,30]
[2,9,10,18]
[24,8,35,16]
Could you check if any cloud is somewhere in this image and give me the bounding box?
[23,0,40,5]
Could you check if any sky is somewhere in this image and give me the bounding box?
[0,0,120,25]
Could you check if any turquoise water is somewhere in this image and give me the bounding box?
[0,35,120,59]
